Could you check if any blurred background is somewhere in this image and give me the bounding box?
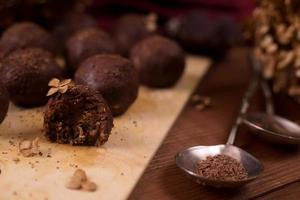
[0,0,256,58]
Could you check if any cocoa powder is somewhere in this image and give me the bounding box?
[195,154,248,181]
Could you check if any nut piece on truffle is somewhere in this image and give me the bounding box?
[75,54,139,116]
[113,13,157,56]
[44,82,113,146]
[66,28,116,72]
[0,85,9,123]
[0,22,57,57]
[0,48,62,107]
[130,35,185,88]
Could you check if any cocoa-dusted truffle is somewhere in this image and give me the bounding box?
[130,35,185,87]
[75,54,139,116]
[113,13,157,56]
[0,48,62,107]
[0,85,9,123]
[52,12,97,45]
[44,80,113,146]
[0,22,57,57]
[66,28,116,72]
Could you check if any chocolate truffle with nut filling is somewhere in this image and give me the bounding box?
[66,28,116,72]
[44,80,113,146]
[113,13,157,56]
[0,48,62,107]
[130,35,185,87]
[0,85,9,123]
[0,22,57,57]
[75,54,139,116]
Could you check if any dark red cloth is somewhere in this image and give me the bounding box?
[90,0,255,30]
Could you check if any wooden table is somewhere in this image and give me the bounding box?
[129,47,300,200]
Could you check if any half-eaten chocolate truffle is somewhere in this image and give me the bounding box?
[44,79,113,146]
[0,22,57,57]
[0,48,62,107]
[130,35,185,88]
[0,85,9,123]
[65,28,116,72]
[75,54,139,116]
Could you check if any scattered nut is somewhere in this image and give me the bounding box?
[266,43,278,54]
[65,168,97,192]
[65,177,82,190]
[73,169,87,182]
[19,137,40,157]
[260,35,273,49]
[81,180,97,192]
[191,94,211,111]
[252,0,300,97]
[278,51,294,69]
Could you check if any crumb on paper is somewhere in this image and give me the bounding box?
[12,157,20,163]
[65,169,97,192]
[132,120,138,127]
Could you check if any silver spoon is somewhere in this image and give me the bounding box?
[241,57,300,144]
[175,75,263,188]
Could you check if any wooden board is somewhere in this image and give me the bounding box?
[0,55,211,200]
[129,47,300,200]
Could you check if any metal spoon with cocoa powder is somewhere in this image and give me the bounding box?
[175,71,263,188]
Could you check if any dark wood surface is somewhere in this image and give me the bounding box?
[129,47,300,200]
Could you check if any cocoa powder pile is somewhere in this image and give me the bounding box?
[195,154,248,181]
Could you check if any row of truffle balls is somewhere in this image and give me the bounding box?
[0,13,186,120]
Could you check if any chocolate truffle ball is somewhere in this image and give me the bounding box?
[0,22,57,57]
[52,12,97,45]
[0,0,19,16]
[66,28,116,72]
[75,54,139,116]
[130,35,185,88]
[0,85,9,123]
[113,13,157,56]
[18,0,89,27]
[166,11,241,56]
[36,0,90,24]
[0,48,62,107]
[44,84,113,146]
